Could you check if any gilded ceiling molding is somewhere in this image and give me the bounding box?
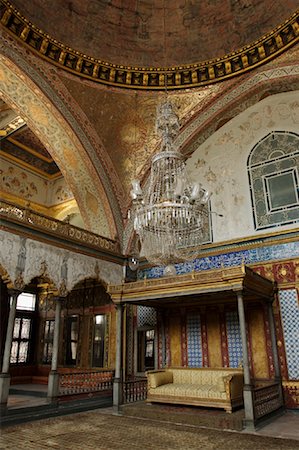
[0,0,298,90]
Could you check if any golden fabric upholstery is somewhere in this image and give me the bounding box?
[146,368,244,413]
[148,370,173,388]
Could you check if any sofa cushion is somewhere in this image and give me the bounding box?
[149,383,227,400]
[149,371,173,388]
[217,377,226,393]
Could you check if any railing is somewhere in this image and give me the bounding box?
[58,370,114,396]
[0,200,120,254]
[253,382,283,420]
[123,377,148,403]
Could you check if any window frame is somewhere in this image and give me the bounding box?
[65,315,79,366]
[248,131,299,230]
[42,319,55,364]
[91,314,106,368]
[10,312,36,365]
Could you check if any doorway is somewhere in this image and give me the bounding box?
[137,328,155,373]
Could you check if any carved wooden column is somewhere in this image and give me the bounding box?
[47,297,62,400]
[113,303,123,413]
[0,290,19,408]
[236,291,255,427]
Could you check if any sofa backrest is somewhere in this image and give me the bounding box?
[169,368,242,385]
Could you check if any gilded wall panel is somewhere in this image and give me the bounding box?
[248,308,269,379]
[206,311,222,368]
[169,314,182,367]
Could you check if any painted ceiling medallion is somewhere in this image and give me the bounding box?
[0,0,298,90]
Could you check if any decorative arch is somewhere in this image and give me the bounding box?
[0,230,123,294]
[0,55,117,239]
[176,64,299,156]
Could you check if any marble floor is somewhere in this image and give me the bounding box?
[3,385,299,450]
[1,408,299,450]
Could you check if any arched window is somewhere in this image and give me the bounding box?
[248,131,299,230]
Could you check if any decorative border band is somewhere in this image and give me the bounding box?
[1,0,298,90]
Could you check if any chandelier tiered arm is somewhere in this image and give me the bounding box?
[130,101,210,267]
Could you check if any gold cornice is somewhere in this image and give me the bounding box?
[0,150,61,180]
[0,190,76,216]
[8,137,54,163]
[0,223,123,266]
[108,265,275,305]
[1,0,298,90]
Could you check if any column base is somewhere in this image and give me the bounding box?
[0,373,11,406]
[47,370,59,399]
[113,377,122,410]
[243,384,255,425]
[113,404,123,416]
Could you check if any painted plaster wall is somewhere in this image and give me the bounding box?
[187,91,299,243]
[0,158,75,207]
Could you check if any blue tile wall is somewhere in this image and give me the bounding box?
[279,289,299,380]
[138,241,299,280]
[226,311,243,368]
[187,314,202,367]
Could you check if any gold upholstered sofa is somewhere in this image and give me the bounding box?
[146,368,244,413]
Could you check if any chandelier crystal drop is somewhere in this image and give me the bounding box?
[130,100,211,267]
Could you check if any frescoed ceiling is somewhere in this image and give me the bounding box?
[8,0,299,67]
[59,74,222,195]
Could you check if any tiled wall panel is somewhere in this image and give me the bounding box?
[186,314,202,367]
[279,289,299,380]
[226,311,243,368]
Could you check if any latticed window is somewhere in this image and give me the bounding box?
[42,320,54,364]
[248,131,299,230]
[10,292,36,365]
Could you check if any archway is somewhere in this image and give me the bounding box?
[0,55,117,239]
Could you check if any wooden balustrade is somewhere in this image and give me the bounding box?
[58,370,114,396]
[253,382,282,420]
[123,378,147,403]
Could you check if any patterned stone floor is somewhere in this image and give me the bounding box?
[1,409,299,450]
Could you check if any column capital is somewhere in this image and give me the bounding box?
[233,289,244,296]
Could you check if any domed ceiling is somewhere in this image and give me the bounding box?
[8,0,299,67]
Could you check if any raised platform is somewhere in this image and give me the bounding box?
[121,401,245,431]
[1,384,112,427]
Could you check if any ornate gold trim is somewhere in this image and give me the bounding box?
[1,1,298,90]
[0,198,120,255]
[108,265,275,304]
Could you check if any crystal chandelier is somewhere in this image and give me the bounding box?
[130,100,211,268]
